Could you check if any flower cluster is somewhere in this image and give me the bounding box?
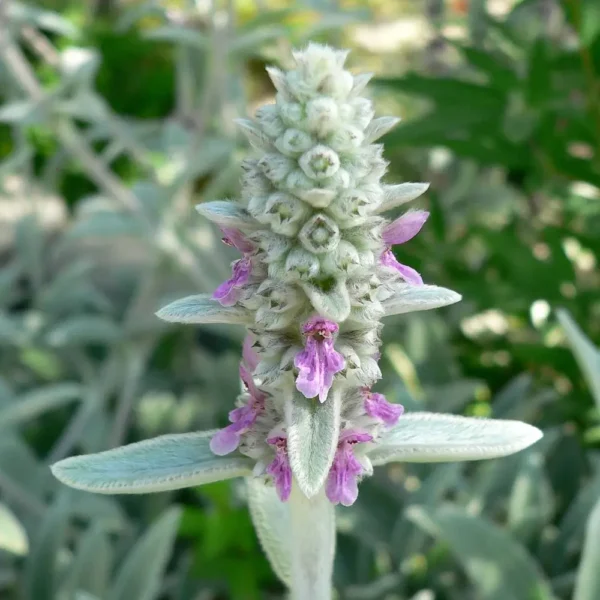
[49,46,543,600]
[187,44,456,505]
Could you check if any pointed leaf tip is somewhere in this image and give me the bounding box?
[382,284,461,317]
[364,116,401,144]
[376,182,430,213]
[368,413,542,466]
[51,431,254,494]
[195,201,259,230]
[156,294,251,325]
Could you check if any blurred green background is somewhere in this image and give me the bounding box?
[0,0,599,599]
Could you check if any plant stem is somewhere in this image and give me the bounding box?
[288,484,336,600]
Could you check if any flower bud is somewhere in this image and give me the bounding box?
[274,128,314,156]
[284,247,321,281]
[306,97,339,135]
[322,240,361,276]
[255,104,285,138]
[258,154,294,184]
[299,213,341,254]
[279,101,304,127]
[299,145,341,180]
[263,192,310,237]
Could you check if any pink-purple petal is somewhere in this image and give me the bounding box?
[210,427,241,455]
[380,249,423,285]
[266,436,292,501]
[363,391,404,426]
[239,364,265,403]
[220,227,254,254]
[212,257,252,306]
[294,318,345,403]
[382,210,429,246]
[326,430,372,506]
[242,334,260,372]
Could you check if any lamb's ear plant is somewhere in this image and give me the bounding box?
[51,44,543,599]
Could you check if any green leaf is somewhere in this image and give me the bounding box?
[285,389,341,498]
[574,499,600,600]
[110,507,181,600]
[8,1,78,36]
[507,451,554,541]
[60,523,111,599]
[376,183,430,213]
[51,431,254,494]
[382,284,461,317]
[526,39,552,107]
[247,478,292,586]
[45,316,121,347]
[156,294,252,325]
[368,413,542,466]
[196,201,259,230]
[15,215,44,290]
[557,309,600,410]
[408,505,554,600]
[457,44,518,89]
[67,212,146,239]
[375,74,507,115]
[551,471,600,570]
[24,497,71,600]
[0,502,29,556]
[0,383,83,429]
[0,100,44,124]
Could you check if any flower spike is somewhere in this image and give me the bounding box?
[57,45,541,528]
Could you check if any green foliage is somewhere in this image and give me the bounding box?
[0,0,599,599]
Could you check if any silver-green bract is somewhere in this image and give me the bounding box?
[51,44,543,600]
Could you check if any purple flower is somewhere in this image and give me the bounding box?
[242,334,260,372]
[212,256,252,306]
[380,249,423,285]
[326,430,373,506]
[379,210,428,285]
[362,388,404,426]
[382,211,429,246]
[221,227,254,254]
[294,317,345,403]
[209,363,265,456]
[266,434,292,501]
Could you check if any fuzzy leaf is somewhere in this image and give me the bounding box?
[45,316,121,347]
[382,284,461,316]
[364,116,401,143]
[300,278,351,322]
[376,183,430,213]
[156,294,251,325]
[368,413,542,466]
[408,505,554,600]
[574,498,600,600]
[51,431,254,494]
[288,484,336,598]
[0,383,83,430]
[0,503,28,556]
[557,309,600,410]
[286,389,341,498]
[110,507,181,600]
[247,478,292,586]
[25,497,70,600]
[235,118,275,151]
[195,201,259,230]
[60,523,111,599]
